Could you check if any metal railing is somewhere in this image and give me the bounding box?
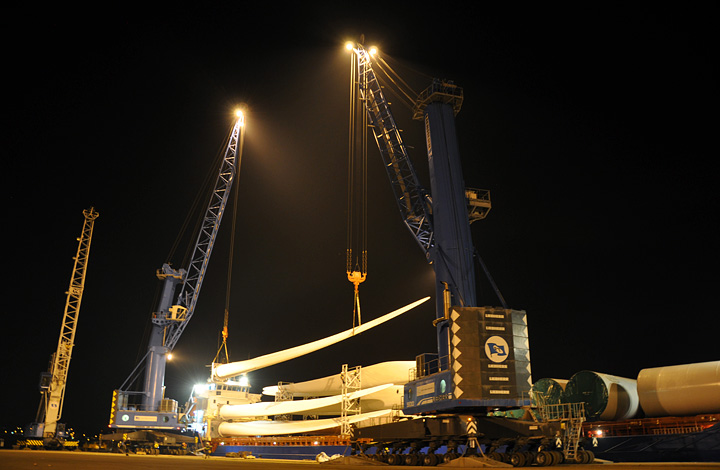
[411,354,451,380]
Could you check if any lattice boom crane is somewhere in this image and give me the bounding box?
[26,207,99,449]
[341,43,575,467]
[108,111,245,433]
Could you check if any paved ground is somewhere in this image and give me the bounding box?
[1,450,719,469]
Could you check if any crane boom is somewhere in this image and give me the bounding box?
[349,45,478,362]
[348,45,531,417]
[352,45,434,256]
[33,207,98,442]
[165,113,245,351]
[110,112,245,429]
[351,47,489,327]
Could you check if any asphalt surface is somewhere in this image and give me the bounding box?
[1,450,720,469]
[0,450,720,470]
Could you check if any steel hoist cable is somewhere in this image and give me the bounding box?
[347,50,368,329]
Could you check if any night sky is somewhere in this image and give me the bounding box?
[4,5,716,435]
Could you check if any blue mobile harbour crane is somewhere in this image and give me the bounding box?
[102,112,245,454]
[346,44,590,467]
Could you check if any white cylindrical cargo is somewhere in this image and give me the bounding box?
[564,371,639,421]
[637,361,720,417]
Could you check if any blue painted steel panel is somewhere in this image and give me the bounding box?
[404,397,531,416]
[213,444,351,460]
[589,423,720,463]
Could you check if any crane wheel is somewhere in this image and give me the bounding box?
[423,452,439,466]
[577,449,594,464]
[488,451,504,462]
[45,439,61,451]
[404,453,419,466]
[535,450,554,467]
[574,449,588,464]
[510,452,526,467]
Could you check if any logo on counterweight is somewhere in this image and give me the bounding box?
[485,336,509,363]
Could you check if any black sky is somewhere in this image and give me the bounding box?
[3,4,717,434]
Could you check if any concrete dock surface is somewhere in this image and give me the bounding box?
[1,450,719,470]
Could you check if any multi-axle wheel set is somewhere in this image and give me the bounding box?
[356,441,595,467]
[351,415,595,467]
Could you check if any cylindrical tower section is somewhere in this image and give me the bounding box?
[563,371,639,421]
[531,378,568,406]
[637,361,720,417]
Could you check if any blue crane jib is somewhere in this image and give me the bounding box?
[353,46,476,360]
[354,45,434,256]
